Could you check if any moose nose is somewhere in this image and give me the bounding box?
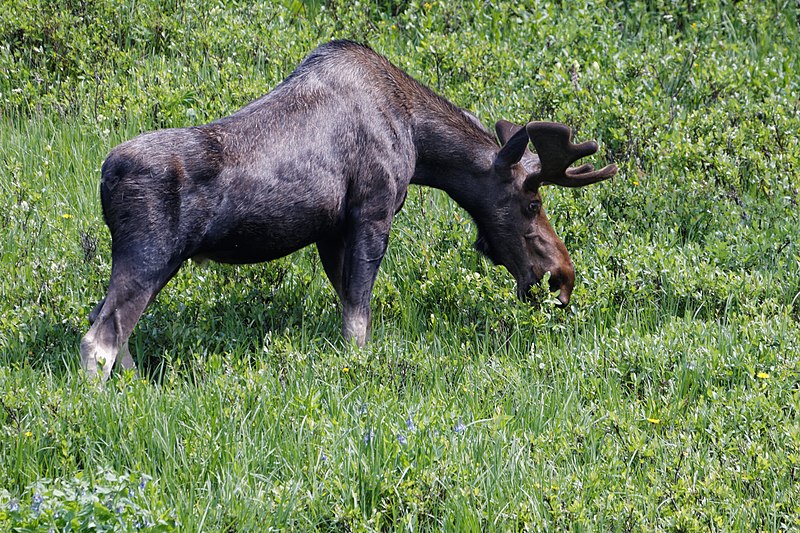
[548,266,575,308]
[555,283,572,307]
[517,266,575,306]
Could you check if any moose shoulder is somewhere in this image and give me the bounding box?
[81,40,617,380]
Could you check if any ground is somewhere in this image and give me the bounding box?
[1,1,798,530]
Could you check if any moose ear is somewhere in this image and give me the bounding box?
[494,122,530,170]
[495,120,525,145]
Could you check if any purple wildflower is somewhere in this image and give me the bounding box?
[363,429,375,444]
[31,493,43,514]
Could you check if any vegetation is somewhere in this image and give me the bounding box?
[1,0,799,530]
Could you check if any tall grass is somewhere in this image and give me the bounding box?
[1,0,799,530]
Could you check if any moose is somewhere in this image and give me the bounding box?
[81,40,616,380]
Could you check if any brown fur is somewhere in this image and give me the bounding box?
[80,40,615,381]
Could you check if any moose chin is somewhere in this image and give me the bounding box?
[81,40,616,381]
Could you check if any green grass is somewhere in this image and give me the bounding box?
[1,0,799,530]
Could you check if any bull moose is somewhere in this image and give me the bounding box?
[81,40,617,380]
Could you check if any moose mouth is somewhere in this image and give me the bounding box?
[516,278,571,308]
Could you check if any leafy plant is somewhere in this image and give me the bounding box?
[1,0,798,530]
[0,469,177,532]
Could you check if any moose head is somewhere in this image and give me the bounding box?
[473,120,618,306]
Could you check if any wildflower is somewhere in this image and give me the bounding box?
[138,478,148,491]
[423,2,432,9]
[342,367,349,373]
[570,64,580,91]
[647,418,661,425]
[24,431,32,437]
[363,430,375,444]
[61,213,73,219]
[8,499,19,512]
[406,416,416,432]
[756,372,769,379]
[397,433,407,445]
[454,419,466,434]
[31,493,43,514]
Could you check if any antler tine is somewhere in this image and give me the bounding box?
[555,162,618,187]
[523,121,617,189]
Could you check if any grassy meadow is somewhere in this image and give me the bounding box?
[1,0,799,530]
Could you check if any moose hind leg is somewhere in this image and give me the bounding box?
[80,291,149,381]
[81,258,179,381]
[88,298,106,325]
[115,341,136,374]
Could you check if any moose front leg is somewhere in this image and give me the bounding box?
[316,235,345,300]
[340,205,393,347]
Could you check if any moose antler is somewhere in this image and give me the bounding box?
[523,122,617,190]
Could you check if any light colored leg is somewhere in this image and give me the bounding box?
[80,276,157,382]
[81,249,183,382]
[80,316,119,381]
[343,309,371,347]
[115,341,137,374]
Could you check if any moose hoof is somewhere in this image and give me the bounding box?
[80,336,115,383]
[343,313,371,348]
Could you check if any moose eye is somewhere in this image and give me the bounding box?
[527,200,541,215]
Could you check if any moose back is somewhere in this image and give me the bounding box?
[81,40,616,380]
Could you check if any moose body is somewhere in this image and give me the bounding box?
[81,40,616,380]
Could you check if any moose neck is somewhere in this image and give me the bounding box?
[409,101,500,215]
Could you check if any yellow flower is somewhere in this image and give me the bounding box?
[62,213,73,219]
[342,367,349,373]
[24,431,33,437]
[647,418,661,425]
[756,372,769,379]
[423,2,432,9]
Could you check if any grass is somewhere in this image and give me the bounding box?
[1,0,799,530]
